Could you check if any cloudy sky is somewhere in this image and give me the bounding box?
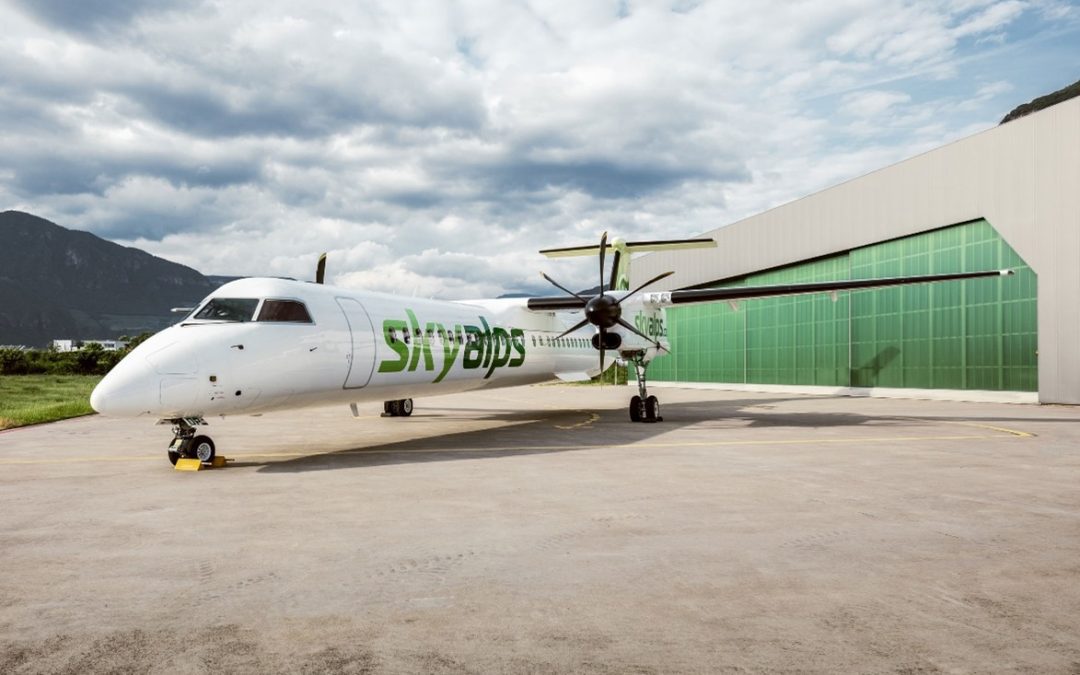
[2,0,1078,297]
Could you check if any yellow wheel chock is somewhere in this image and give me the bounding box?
[174,456,229,471]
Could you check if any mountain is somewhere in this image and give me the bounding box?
[1000,77,1080,124]
[0,211,217,347]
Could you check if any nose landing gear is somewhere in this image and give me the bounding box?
[164,417,220,467]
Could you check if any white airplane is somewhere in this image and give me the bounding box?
[90,233,1012,466]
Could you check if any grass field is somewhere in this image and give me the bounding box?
[0,375,102,430]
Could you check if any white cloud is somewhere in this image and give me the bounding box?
[0,0,1075,297]
[954,0,1028,37]
[842,90,913,117]
[974,80,1014,99]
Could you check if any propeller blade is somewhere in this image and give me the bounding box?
[614,270,675,306]
[616,317,660,346]
[556,318,590,340]
[598,231,608,295]
[540,272,588,304]
[599,338,605,378]
[315,253,327,284]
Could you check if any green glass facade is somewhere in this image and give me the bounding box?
[649,220,1038,391]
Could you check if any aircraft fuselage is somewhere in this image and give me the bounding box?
[90,277,644,419]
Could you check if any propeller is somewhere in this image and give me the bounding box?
[540,231,674,373]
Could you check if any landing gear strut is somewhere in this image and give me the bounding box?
[628,354,661,423]
[382,399,414,417]
[165,417,214,465]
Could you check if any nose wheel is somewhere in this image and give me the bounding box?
[190,435,216,462]
[165,417,216,465]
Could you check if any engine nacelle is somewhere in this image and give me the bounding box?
[592,332,622,350]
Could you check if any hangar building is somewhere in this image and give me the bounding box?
[632,96,1080,404]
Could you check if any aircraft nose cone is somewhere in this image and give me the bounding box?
[90,357,157,417]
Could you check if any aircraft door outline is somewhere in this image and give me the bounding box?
[336,297,377,389]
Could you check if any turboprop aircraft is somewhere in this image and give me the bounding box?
[89,233,1013,466]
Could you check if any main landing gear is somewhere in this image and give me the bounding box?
[627,353,662,423]
[165,417,215,465]
[382,399,414,417]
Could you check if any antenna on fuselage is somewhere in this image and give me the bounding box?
[315,253,327,284]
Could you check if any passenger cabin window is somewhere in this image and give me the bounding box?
[257,300,313,323]
[193,298,259,322]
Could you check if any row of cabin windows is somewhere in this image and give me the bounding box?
[192,298,312,323]
[384,329,591,350]
[532,335,590,349]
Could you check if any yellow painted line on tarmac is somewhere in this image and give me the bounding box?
[553,411,600,430]
[890,417,1036,438]
[0,455,164,465]
[541,403,600,430]
[597,434,1002,450]
[939,420,1035,438]
[211,433,1021,460]
[0,424,1034,467]
[210,432,1019,457]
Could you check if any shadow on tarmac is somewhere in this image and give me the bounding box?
[239,394,1061,474]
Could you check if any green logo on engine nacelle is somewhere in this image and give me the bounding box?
[378,310,526,381]
[634,313,666,338]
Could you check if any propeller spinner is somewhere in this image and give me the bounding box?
[540,232,674,372]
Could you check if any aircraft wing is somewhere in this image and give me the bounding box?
[525,269,1012,312]
[643,269,1013,307]
[524,296,587,311]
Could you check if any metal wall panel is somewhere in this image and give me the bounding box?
[647,221,1038,392]
[635,98,1078,402]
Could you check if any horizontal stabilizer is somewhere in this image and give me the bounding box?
[540,237,715,258]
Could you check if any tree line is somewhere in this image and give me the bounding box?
[0,334,152,376]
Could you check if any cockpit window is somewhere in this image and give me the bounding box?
[257,300,313,323]
[193,298,259,322]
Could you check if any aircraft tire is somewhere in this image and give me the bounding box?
[400,399,414,416]
[629,395,643,422]
[383,401,393,415]
[192,435,216,463]
[387,400,402,416]
[168,450,181,465]
[644,396,660,423]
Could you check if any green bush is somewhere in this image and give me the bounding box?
[75,342,105,374]
[0,348,31,375]
[0,332,153,376]
[592,364,628,385]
